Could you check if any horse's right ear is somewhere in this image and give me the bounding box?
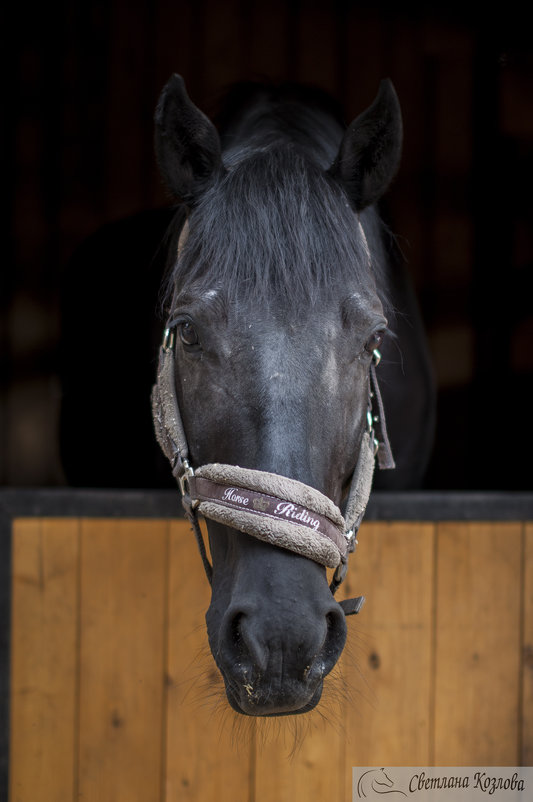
[154,74,224,204]
[329,79,402,211]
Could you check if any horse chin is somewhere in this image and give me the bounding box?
[223,679,324,717]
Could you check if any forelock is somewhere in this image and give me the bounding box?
[164,146,389,310]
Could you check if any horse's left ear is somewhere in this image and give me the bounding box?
[154,74,225,204]
[329,79,402,211]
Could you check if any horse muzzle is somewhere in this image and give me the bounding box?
[206,567,348,717]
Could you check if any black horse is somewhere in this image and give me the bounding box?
[150,75,434,716]
[60,76,434,717]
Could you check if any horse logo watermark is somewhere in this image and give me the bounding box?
[356,768,407,798]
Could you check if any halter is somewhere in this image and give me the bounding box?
[152,329,394,618]
[151,224,395,616]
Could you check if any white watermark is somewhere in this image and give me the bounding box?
[353,767,531,801]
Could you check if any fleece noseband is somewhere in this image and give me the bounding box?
[151,318,394,616]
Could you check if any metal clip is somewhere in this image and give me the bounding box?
[332,559,348,587]
[163,327,175,353]
[367,409,380,454]
[344,529,358,553]
[372,348,382,366]
[178,461,195,498]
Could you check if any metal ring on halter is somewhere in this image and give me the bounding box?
[344,530,357,553]
[178,461,195,499]
[163,328,175,352]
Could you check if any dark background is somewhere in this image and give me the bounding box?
[2,0,532,490]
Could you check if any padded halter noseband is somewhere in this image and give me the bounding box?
[151,223,395,616]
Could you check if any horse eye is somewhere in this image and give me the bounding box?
[179,321,200,348]
[365,329,385,353]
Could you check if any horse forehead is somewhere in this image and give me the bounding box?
[234,290,382,337]
[241,315,345,382]
[238,307,338,341]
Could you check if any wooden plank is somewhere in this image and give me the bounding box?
[247,0,291,81]
[293,0,338,92]
[202,0,247,99]
[165,519,253,802]
[523,522,533,765]
[77,519,168,802]
[343,9,385,119]
[433,522,522,765]
[341,521,435,797]
[254,712,344,802]
[10,518,80,802]
[105,0,153,219]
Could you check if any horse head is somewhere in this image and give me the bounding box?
[152,75,402,716]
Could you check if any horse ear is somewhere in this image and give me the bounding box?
[329,79,402,211]
[154,74,224,204]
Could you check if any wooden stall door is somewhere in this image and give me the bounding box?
[9,517,532,801]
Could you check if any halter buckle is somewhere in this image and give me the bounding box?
[178,461,196,499]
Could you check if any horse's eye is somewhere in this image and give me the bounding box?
[179,321,200,348]
[365,329,385,353]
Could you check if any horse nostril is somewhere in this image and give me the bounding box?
[230,611,244,649]
[224,609,268,673]
[300,607,347,684]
